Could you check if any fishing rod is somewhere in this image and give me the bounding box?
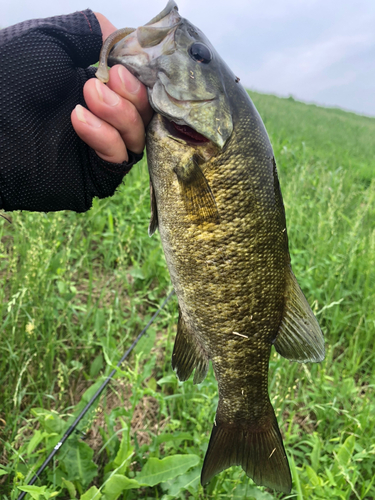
[17,289,175,500]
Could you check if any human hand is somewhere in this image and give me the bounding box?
[0,9,150,212]
[71,14,153,164]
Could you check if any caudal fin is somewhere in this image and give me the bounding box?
[201,413,292,493]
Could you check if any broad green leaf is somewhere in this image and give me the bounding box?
[103,474,140,499]
[134,327,156,356]
[325,467,337,486]
[80,486,102,500]
[336,435,355,468]
[248,487,275,500]
[289,454,303,500]
[162,468,200,496]
[80,378,107,404]
[113,421,134,474]
[90,353,104,377]
[310,433,322,472]
[128,267,144,280]
[27,430,53,456]
[137,454,200,487]
[155,432,192,446]
[232,484,275,500]
[30,409,64,434]
[61,478,77,498]
[60,440,98,487]
[0,469,8,476]
[157,374,176,386]
[305,465,322,486]
[27,430,43,456]
[46,466,67,489]
[17,485,50,500]
[147,376,157,391]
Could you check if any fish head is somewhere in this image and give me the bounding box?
[108,0,233,148]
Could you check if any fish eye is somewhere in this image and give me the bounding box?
[189,43,212,64]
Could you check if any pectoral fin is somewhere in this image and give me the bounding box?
[173,155,220,224]
[172,308,209,384]
[148,178,158,237]
[274,269,325,362]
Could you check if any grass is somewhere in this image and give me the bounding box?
[0,91,374,500]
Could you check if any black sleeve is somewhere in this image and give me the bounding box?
[0,10,143,213]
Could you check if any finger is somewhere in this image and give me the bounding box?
[94,12,117,41]
[83,79,146,154]
[84,79,146,153]
[106,65,154,127]
[71,104,128,163]
[92,13,153,126]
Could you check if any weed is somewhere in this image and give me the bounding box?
[1,92,374,499]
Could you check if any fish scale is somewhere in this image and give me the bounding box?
[96,0,324,493]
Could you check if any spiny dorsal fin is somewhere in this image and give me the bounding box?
[173,155,220,224]
[201,406,292,493]
[172,309,209,384]
[148,178,158,237]
[274,268,325,362]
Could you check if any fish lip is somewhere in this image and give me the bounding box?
[162,116,211,145]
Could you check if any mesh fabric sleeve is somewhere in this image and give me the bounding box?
[0,9,143,213]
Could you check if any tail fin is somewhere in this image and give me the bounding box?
[201,412,292,493]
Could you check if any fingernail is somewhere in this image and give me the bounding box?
[75,104,102,128]
[95,79,120,106]
[117,65,141,94]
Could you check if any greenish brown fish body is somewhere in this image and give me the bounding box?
[97,0,324,493]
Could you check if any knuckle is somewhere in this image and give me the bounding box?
[123,102,140,127]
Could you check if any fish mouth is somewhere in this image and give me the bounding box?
[163,117,210,144]
[161,89,212,144]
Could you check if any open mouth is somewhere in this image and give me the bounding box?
[172,122,209,143]
[163,118,209,144]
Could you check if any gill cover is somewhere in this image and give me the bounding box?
[99,0,233,148]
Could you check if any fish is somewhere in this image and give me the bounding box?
[96,0,324,493]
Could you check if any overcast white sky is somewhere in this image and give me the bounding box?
[3,0,375,117]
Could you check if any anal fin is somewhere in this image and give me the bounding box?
[274,268,325,362]
[172,309,209,384]
[201,407,292,493]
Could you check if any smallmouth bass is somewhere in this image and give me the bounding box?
[97,1,324,493]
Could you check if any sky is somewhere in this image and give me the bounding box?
[3,0,375,117]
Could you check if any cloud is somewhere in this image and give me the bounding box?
[246,32,373,92]
[2,0,375,115]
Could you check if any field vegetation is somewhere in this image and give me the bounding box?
[0,91,374,499]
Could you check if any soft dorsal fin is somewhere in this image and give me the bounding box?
[274,269,325,363]
[172,308,209,384]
